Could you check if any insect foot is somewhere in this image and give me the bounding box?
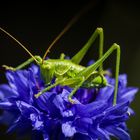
[2,65,16,71]
[34,92,42,98]
[68,96,76,104]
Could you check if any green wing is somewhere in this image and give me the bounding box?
[55,64,71,76]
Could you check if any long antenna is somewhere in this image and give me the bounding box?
[42,1,96,63]
[0,27,39,64]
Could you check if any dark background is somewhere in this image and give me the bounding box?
[0,0,140,139]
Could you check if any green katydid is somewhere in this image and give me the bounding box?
[0,26,120,105]
[0,2,121,105]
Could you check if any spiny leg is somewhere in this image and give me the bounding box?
[71,27,104,72]
[34,78,67,98]
[78,43,120,105]
[67,77,84,104]
[3,55,42,71]
[35,77,84,104]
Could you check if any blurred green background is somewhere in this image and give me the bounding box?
[0,0,140,139]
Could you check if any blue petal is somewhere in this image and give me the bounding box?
[127,107,134,115]
[95,86,114,102]
[0,84,17,100]
[75,88,96,104]
[43,132,49,140]
[53,89,77,117]
[87,60,95,66]
[28,64,44,90]
[7,116,32,135]
[16,101,40,117]
[0,63,137,140]
[104,102,129,116]
[30,113,44,130]
[74,101,108,117]
[35,92,60,118]
[0,101,15,109]
[119,87,138,103]
[6,69,36,103]
[100,102,129,126]
[35,91,56,111]
[6,70,28,92]
[53,95,66,112]
[74,117,92,134]
[29,64,40,75]
[0,110,19,125]
[106,125,131,140]
[62,121,76,137]
[118,74,127,88]
[89,126,110,140]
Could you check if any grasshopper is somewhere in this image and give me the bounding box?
[0,3,120,105]
[0,26,120,105]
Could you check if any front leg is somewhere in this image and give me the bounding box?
[2,55,42,71]
[2,65,16,71]
[35,77,85,104]
[34,78,67,98]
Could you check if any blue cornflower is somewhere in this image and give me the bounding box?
[0,64,138,140]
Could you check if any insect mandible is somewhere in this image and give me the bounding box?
[0,9,120,106]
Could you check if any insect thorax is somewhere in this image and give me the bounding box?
[40,59,108,89]
[40,59,85,84]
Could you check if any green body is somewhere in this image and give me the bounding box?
[40,58,107,88]
[1,27,120,105]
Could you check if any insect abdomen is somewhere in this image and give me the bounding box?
[82,74,108,88]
